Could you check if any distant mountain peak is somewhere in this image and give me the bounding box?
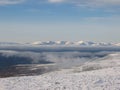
[0,41,118,46]
[31,41,115,46]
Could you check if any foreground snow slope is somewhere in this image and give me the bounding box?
[0,67,120,90]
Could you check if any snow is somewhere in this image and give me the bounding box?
[0,42,120,90]
[115,43,120,46]
[0,67,120,90]
[0,41,118,47]
[0,53,120,90]
[31,41,115,46]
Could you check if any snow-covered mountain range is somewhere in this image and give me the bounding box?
[31,41,119,46]
[0,41,120,46]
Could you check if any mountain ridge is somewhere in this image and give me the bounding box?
[0,41,120,46]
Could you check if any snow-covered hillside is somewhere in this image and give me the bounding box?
[0,52,120,90]
[0,67,120,90]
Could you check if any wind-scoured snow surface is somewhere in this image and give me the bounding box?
[0,41,120,90]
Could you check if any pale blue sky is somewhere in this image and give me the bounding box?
[0,0,120,43]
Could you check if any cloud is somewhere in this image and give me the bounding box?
[1,48,117,77]
[1,0,120,8]
[0,49,110,69]
[0,0,26,5]
[47,0,120,8]
[0,45,120,76]
[48,0,65,3]
[75,0,120,7]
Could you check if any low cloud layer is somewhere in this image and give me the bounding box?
[0,45,120,77]
[0,49,112,69]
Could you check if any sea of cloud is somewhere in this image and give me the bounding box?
[0,45,120,71]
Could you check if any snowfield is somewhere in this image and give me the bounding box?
[0,52,120,90]
[0,67,120,90]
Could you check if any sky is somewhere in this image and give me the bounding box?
[0,0,120,43]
